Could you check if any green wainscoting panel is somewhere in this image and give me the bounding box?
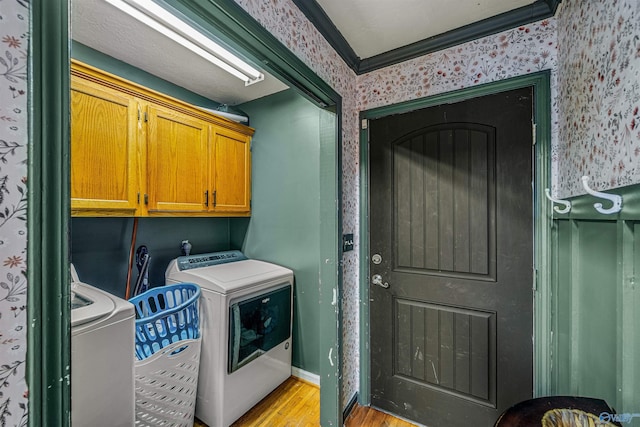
[234,89,322,375]
[551,184,640,419]
[551,219,573,394]
[626,221,640,412]
[573,221,617,400]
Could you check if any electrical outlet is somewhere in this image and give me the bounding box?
[343,233,354,252]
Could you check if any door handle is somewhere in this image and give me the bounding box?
[371,274,389,289]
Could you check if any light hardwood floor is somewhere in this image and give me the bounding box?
[345,404,418,427]
[194,376,418,427]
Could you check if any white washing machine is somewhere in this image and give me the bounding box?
[166,250,294,427]
[71,265,135,427]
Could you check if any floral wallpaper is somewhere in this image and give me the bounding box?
[0,0,29,425]
[356,21,557,109]
[557,0,640,197]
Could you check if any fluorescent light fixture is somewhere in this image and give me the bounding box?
[104,0,264,85]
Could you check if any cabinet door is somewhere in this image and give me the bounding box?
[71,77,139,214]
[210,126,251,213]
[147,104,208,213]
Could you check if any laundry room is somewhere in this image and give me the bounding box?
[68,0,336,425]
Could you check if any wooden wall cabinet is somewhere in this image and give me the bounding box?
[71,77,141,215]
[146,104,209,214]
[209,126,251,213]
[71,60,254,217]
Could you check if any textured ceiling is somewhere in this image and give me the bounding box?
[315,0,537,58]
[71,0,288,106]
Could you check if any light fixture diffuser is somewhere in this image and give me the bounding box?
[105,0,264,85]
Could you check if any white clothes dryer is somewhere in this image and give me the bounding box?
[71,265,135,427]
[166,251,294,427]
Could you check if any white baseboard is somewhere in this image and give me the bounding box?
[291,367,320,386]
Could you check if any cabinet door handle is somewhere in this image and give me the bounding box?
[204,190,209,206]
[213,190,217,207]
[144,194,148,205]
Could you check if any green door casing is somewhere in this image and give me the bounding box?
[369,87,534,426]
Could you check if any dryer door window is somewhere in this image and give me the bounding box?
[228,284,292,373]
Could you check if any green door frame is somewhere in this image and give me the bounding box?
[28,1,71,425]
[358,71,553,405]
[28,0,344,425]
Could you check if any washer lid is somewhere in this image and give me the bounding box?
[167,259,292,294]
[71,281,116,327]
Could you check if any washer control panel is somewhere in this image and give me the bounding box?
[176,250,248,271]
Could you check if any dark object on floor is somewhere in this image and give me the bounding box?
[494,396,622,427]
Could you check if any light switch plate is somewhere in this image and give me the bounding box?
[343,233,354,252]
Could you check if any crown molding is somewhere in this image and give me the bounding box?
[290,0,360,71]
[293,0,561,75]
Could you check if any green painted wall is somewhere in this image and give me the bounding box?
[71,217,232,297]
[232,89,322,375]
[551,184,640,421]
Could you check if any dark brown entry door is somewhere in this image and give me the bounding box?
[369,87,534,427]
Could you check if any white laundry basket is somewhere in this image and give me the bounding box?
[130,283,202,427]
[134,338,201,427]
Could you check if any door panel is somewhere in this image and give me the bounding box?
[394,125,495,280]
[395,299,496,405]
[370,87,533,426]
